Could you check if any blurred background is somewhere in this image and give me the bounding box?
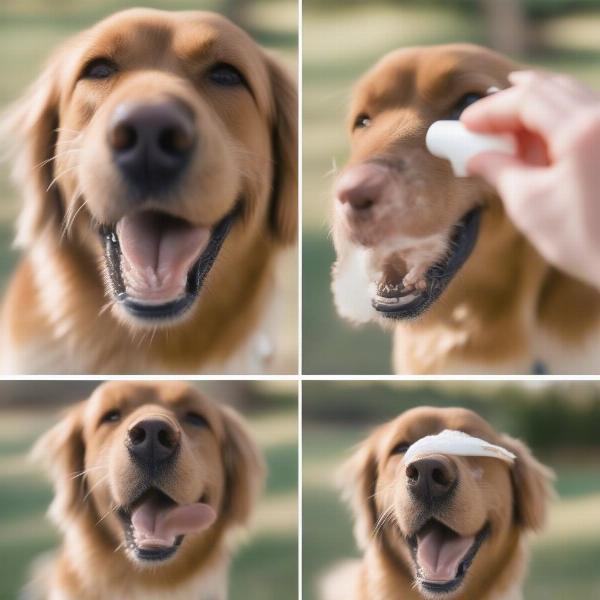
[303,380,600,599]
[303,0,600,373]
[0,0,298,373]
[0,380,298,600]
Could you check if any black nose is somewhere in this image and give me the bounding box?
[406,457,457,502]
[127,418,180,464]
[108,100,196,194]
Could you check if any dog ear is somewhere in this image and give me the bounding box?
[219,405,266,527]
[264,52,297,245]
[0,49,65,247]
[500,434,555,532]
[337,437,379,549]
[31,403,86,526]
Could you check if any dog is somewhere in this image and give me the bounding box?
[0,8,297,374]
[331,43,600,374]
[320,406,554,600]
[24,381,265,600]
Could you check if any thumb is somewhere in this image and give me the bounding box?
[467,151,531,190]
[467,151,553,236]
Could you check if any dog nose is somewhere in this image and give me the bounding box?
[335,163,388,211]
[108,100,196,193]
[406,457,457,502]
[127,418,180,463]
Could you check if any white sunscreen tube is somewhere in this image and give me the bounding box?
[426,120,516,177]
[403,429,516,465]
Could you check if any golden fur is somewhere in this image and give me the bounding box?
[0,9,297,374]
[24,381,265,600]
[321,407,554,600]
[331,44,600,374]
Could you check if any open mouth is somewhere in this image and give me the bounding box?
[372,208,481,319]
[118,488,216,562]
[101,205,239,321]
[408,519,489,594]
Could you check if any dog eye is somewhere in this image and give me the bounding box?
[448,92,483,119]
[100,409,121,424]
[81,58,118,80]
[390,441,410,455]
[184,412,209,427]
[208,63,246,87]
[353,113,372,130]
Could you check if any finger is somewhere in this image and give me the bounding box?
[466,151,530,190]
[462,76,568,139]
[467,152,554,236]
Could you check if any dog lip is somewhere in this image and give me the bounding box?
[100,203,240,321]
[407,519,490,594]
[371,207,481,320]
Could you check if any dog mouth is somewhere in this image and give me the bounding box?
[101,205,238,322]
[408,519,489,594]
[371,208,481,319]
[118,488,216,563]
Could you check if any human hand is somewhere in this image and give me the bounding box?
[461,70,600,289]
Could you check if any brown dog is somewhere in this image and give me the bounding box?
[0,9,297,374]
[331,43,600,374]
[24,381,265,600]
[321,406,553,600]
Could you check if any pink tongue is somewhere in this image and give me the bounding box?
[131,500,217,549]
[116,212,210,304]
[416,527,474,583]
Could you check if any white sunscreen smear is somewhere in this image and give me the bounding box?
[426,120,516,177]
[404,429,516,465]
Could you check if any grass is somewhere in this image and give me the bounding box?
[302,2,600,373]
[0,396,298,600]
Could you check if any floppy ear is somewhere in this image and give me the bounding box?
[31,403,86,526]
[337,437,379,549]
[219,405,266,527]
[0,50,65,247]
[500,434,555,532]
[264,53,297,245]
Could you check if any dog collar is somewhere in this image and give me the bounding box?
[403,429,516,465]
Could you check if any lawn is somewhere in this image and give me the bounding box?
[0,384,298,600]
[302,382,600,599]
[0,0,299,373]
[302,1,600,373]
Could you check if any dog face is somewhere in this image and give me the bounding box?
[3,9,296,326]
[332,44,517,324]
[340,407,553,599]
[34,381,264,569]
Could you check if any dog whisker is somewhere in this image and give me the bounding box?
[82,473,110,503]
[46,164,79,192]
[69,465,106,481]
[35,148,81,170]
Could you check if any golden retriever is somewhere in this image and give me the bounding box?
[24,381,265,600]
[0,9,297,374]
[320,406,554,600]
[331,43,600,374]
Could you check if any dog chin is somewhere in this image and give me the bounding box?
[332,245,377,325]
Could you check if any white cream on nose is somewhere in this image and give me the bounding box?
[403,429,516,465]
[426,120,516,177]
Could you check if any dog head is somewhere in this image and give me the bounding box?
[33,381,265,572]
[331,44,518,324]
[2,8,296,326]
[339,406,553,599]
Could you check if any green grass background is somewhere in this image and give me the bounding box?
[302,381,600,599]
[0,0,298,373]
[302,1,600,373]
[0,381,298,600]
